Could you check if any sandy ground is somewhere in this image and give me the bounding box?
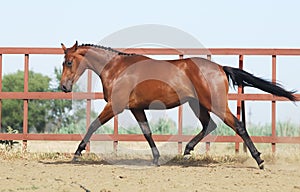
[0,142,299,192]
[0,158,300,192]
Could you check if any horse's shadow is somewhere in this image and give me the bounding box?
[40,159,110,166]
[39,155,258,169]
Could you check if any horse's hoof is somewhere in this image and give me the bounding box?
[151,162,160,167]
[183,154,192,160]
[152,159,160,167]
[258,161,265,170]
[71,155,81,163]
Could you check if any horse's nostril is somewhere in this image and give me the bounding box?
[61,85,67,92]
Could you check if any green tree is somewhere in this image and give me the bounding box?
[2,70,51,133]
[1,68,87,133]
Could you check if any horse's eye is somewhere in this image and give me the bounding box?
[66,61,72,66]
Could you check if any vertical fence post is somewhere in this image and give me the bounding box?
[86,70,92,152]
[271,55,277,153]
[178,106,183,154]
[206,55,212,152]
[23,54,29,151]
[113,115,118,153]
[241,87,247,153]
[239,56,247,153]
[177,54,184,154]
[0,54,2,133]
[235,55,244,153]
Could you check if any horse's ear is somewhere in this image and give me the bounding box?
[68,41,78,52]
[61,43,67,53]
[72,41,78,51]
[75,40,78,48]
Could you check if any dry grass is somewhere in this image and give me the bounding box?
[0,142,299,167]
[0,147,251,166]
[166,154,249,166]
[0,147,100,162]
[0,149,68,161]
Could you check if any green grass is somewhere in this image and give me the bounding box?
[211,121,300,137]
[53,116,300,137]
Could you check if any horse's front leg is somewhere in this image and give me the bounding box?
[72,102,115,162]
[131,109,160,166]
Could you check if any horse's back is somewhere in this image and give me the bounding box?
[119,57,197,109]
[111,56,229,113]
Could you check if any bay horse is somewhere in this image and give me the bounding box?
[60,41,296,169]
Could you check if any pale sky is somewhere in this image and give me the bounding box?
[1,1,300,47]
[1,0,299,125]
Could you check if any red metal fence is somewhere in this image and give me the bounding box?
[0,47,299,153]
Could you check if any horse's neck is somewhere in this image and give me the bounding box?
[86,49,116,75]
[93,54,126,101]
[98,55,123,82]
[83,49,123,91]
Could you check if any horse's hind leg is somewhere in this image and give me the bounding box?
[184,100,217,156]
[131,109,160,166]
[222,107,264,169]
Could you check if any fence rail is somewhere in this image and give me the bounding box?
[0,47,299,154]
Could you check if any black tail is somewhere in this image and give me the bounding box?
[223,66,297,101]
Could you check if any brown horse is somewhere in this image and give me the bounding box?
[60,41,296,169]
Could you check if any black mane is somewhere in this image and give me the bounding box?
[80,44,135,56]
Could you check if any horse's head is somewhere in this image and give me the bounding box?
[60,41,86,92]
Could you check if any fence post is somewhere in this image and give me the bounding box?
[0,54,2,133]
[23,54,29,151]
[271,55,277,153]
[235,55,244,153]
[206,55,212,152]
[241,87,247,153]
[85,70,92,152]
[113,115,118,153]
[177,54,184,154]
[238,55,247,153]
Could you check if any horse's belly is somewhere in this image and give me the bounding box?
[128,80,193,109]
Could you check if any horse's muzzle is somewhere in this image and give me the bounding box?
[61,85,72,93]
[61,80,73,93]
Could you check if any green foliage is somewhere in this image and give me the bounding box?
[1,68,87,133]
[119,125,140,134]
[49,67,100,134]
[57,117,177,135]
[3,70,51,92]
[276,121,300,136]
[95,125,114,134]
[211,122,300,137]
[47,68,73,130]
[182,125,202,135]
[6,126,19,134]
[57,119,86,134]
[247,123,271,136]
[151,118,177,134]
[117,118,177,135]
[0,126,19,149]
[211,123,236,136]
[2,70,51,133]
[87,117,299,137]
